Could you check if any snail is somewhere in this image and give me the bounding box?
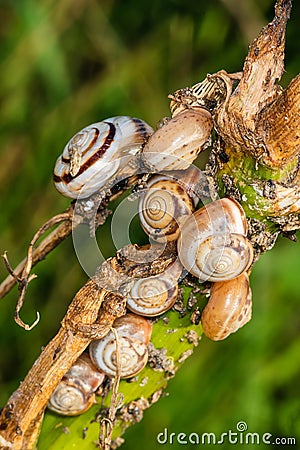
[47,353,105,416]
[126,259,183,317]
[201,272,252,340]
[142,109,213,172]
[138,166,203,242]
[89,313,152,379]
[177,198,253,281]
[54,116,153,199]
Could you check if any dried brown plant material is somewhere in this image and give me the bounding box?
[0,244,177,449]
[215,0,294,166]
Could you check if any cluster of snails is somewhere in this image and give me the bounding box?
[138,180,253,340]
[48,314,153,416]
[50,100,254,415]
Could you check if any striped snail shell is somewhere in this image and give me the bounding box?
[201,272,252,340]
[47,353,105,416]
[138,166,202,242]
[89,314,152,379]
[142,109,213,172]
[54,116,153,199]
[127,259,183,317]
[177,198,253,281]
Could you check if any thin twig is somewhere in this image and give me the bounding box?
[0,176,139,303]
[100,327,122,450]
[0,205,75,300]
[1,211,73,330]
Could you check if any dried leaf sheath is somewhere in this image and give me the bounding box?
[257,74,300,167]
[215,0,293,162]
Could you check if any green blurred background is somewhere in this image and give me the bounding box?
[0,0,299,448]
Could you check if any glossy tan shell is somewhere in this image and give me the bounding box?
[138,170,200,242]
[47,354,105,416]
[89,314,152,378]
[177,198,253,281]
[54,116,153,199]
[142,109,213,171]
[201,272,252,340]
[126,260,182,316]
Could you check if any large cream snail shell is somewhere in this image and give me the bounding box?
[89,314,152,379]
[142,109,213,171]
[47,353,105,416]
[54,116,153,199]
[201,272,252,340]
[127,260,183,317]
[138,167,202,242]
[177,198,253,281]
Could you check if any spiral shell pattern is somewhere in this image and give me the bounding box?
[48,382,96,416]
[201,272,252,340]
[47,354,105,416]
[142,109,213,171]
[200,233,252,281]
[183,232,252,282]
[177,198,253,281]
[89,314,152,378]
[127,260,182,316]
[90,335,148,379]
[54,116,153,199]
[138,172,198,242]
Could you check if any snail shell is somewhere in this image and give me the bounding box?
[127,260,183,316]
[47,354,105,416]
[168,73,231,117]
[54,116,153,199]
[138,167,202,242]
[201,272,252,340]
[177,198,253,281]
[142,109,213,171]
[89,314,152,378]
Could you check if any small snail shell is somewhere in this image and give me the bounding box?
[201,272,252,340]
[142,109,213,171]
[47,354,105,416]
[127,260,183,316]
[89,314,152,379]
[54,116,153,199]
[168,74,229,117]
[177,198,253,281]
[138,167,202,242]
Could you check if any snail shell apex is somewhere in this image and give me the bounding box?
[54,116,153,199]
[89,314,152,378]
[48,382,96,416]
[127,260,182,316]
[47,354,105,416]
[201,272,252,340]
[142,109,213,171]
[138,175,196,242]
[177,198,253,281]
[194,233,253,282]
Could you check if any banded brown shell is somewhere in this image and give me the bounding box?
[54,116,153,199]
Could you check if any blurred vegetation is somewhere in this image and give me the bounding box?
[0,0,299,448]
